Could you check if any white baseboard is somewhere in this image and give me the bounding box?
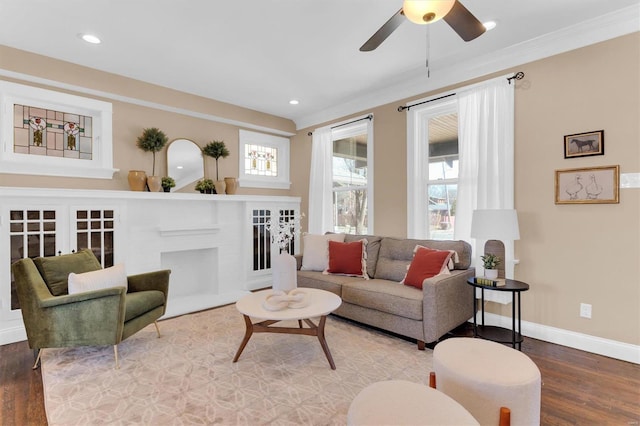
[476,312,640,365]
[0,325,27,346]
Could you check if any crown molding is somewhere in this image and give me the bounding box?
[294,4,640,130]
[0,69,296,137]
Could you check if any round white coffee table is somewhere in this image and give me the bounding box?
[232,288,342,369]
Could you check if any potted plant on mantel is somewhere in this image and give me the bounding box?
[481,253,501,280]
[202,140,229,194]
[161,176,176,192]
[136,127,168,192]
[195,178,216,194]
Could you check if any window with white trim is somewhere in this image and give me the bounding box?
[331,120,373,234]
[407,97,458,240]
[0,80,115,179]
[238,129,290,189]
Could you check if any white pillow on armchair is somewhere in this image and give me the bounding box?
[68,263,127,294]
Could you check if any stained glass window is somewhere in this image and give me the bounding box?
[244,144,278,177]
[13,104,93,159]
[238,130,290,189]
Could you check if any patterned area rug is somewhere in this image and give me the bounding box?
[41,304,433,425]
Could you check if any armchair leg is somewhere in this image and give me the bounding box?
[114,345,120,370]
[32,348,43,370]
[429,371,436,389]
[154,321,161,338]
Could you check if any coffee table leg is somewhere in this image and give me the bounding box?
[232,315,254,363]
[317,315,336,370]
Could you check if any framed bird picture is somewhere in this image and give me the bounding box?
[555,165,619,204]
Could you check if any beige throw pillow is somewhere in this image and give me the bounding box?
[300,233,346,271]
[68,263,128,294]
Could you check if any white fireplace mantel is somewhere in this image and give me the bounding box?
[0,186,300,345]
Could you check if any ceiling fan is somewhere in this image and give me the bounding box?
[360,0,486,52]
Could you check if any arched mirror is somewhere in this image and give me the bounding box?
[167,139,204,191]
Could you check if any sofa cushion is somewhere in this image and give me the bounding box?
[342,279,423,321]
[300,233,345,271]
[68,263,128,294]
[34,249,103,296]
[375,238,472,281]
[124,290,165,322]
[298,270,360,296]
[325,239,368,278]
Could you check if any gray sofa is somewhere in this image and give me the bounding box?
[297,234,475,349]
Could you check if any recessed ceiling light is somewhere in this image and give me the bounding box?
[483,21,497,31]
[289,100,299,105]
[79,33,101,44]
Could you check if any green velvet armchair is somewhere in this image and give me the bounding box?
[12,249,170,369]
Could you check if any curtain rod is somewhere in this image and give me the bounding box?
[397,93,455,112]
[398,71,525,112]
[307,113,373,136]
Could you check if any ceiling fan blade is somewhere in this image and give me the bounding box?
[359,8,405,52]
[443,0,486,42]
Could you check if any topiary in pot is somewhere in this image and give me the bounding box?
[136,127,168,177]
[202,140,229,182]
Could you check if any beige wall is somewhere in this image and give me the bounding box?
[291,33,640,345]
[2,34,638,346]
[0,45,295,195]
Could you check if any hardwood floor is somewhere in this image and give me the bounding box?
[1,334,638,425]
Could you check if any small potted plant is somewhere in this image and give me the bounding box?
[195,178,216,194]
[161,176,176,192]
[202,140,229,193]
[481,253,501,279]
[136,128,168,192]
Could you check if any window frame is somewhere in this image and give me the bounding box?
[0,80,115,179]
[407,95,457,239]
[330,118,374,234]
[238,129,290,189]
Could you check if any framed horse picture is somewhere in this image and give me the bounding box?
[564,130,604,159]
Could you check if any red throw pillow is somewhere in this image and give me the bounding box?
[325,240,367,277]
[403,247,454,289]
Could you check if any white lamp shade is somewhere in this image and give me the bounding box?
[402,0,455,24]
[470,209,520,240]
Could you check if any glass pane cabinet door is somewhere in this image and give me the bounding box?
[9,208,60,310]
[252,209,272,271]
[72,208,116,268]
[8,207,117,311]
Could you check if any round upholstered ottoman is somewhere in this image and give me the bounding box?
[347,380,479,425]
[433,338,541,426]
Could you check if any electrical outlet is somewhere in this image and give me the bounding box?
[580,303,592,319]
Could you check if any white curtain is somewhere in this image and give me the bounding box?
[308,125,333,234]
[454,76,516,281]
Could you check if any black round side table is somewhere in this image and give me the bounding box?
[467,278,529,350]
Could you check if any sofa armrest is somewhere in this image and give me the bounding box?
[421,268,475,343]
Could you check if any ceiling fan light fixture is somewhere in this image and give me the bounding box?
[402,0,456,25]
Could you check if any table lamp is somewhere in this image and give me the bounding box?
[470,209,520,279]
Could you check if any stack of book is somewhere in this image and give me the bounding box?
[473,277,500,287]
